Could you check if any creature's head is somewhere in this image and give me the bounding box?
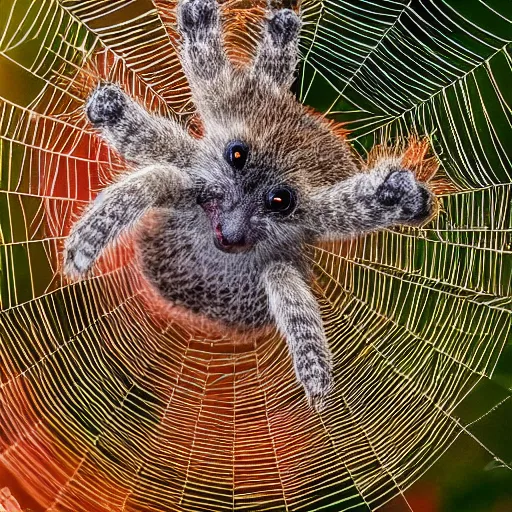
[190,73,359,256]
[195,136,303,255]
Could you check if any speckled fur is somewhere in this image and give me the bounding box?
[64,0,434,409]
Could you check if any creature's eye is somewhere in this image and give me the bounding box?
[266,187,296,215]
[225,140,248,170]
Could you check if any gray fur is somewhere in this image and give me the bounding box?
[86,84,194,166]
[178,0,228,84]
[309,161,433,240]
[251,8,302,88]
[64,0,434,409]
[64,165,192,278]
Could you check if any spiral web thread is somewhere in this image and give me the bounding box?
[0,0,511,511]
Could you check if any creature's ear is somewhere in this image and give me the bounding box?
[250,6,302,89]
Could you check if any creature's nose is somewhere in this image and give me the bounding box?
[211,204,254,253]
[216,224,246,247]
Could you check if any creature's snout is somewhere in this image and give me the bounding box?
[200,198,255,253]
[214,207,254,253]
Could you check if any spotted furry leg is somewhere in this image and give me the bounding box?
[264,262,333,410]
[86,83,194,166]
[309,162,434,240]
[64,165,191,279]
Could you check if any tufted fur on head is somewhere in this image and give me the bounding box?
[64,0,436,409]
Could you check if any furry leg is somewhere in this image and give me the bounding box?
[177,0,228,82]
[309,162,434,240]
[251,7,301,89]
[64,165,191,278]
[86,83,195,167]
[264,262,333,410]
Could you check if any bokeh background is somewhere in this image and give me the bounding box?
[0,1,511,511]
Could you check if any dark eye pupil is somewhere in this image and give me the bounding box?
[266,188,295,214]
[225,140,248,170]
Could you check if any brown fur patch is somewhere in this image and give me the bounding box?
[366,135,459,196]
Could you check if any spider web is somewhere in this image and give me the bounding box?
[0,1,511,511]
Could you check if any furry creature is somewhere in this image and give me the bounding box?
[64,0,434,409]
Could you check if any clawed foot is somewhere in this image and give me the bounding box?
[178,0,219,36]
[64,233,95,279]
[376,169,433,224]
[86,83,127,127]
[297,356,333,412]
[267,8,301,46]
